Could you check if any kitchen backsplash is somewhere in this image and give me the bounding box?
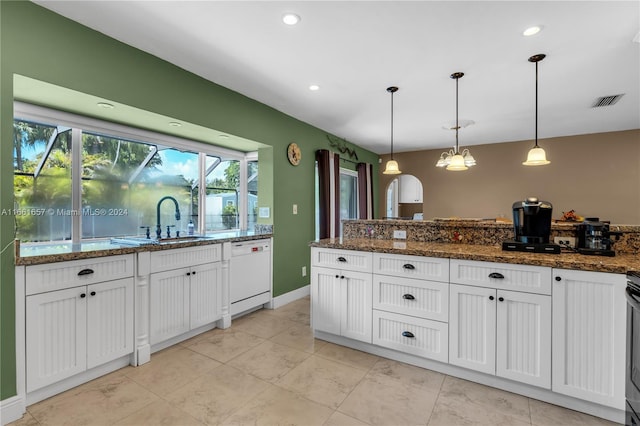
[342,219,640,255]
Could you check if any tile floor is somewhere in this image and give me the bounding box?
[11,296,619,426]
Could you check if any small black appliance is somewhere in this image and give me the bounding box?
[575,218,621,257]
[502,197,561,254]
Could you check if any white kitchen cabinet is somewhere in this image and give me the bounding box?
[449,261,552,388]
[149,246,222,345]
[552,268,626,409]
[311,266,372,343]
[449,283,497,375]
[398,174,423,203]
[26,277,133,392]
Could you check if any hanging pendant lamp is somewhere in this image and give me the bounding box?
[383,86,402,175]
[523,54,550,166]
[436,72,475,171]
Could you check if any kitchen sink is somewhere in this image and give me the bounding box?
[110,235,211,247]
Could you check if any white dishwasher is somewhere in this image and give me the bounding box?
[230,239,272,316]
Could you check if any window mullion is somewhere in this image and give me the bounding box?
[71,128,83,243]
[239,158,248,231]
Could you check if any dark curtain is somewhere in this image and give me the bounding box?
[316,149,340,239]
[357,162,374,219]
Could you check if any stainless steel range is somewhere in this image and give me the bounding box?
[626,271,640,425]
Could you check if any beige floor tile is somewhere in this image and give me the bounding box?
[7,411,39,426]
[185,329,265,363]
[315,342,380,371]
[338,373,439,425]
[28,374,159,425]
[270,322,328,353]
[228,340,311,382]
[231,310,299,339]
[367,359,445,390]
[428,376,531,426]
[166,364,270,424]
[529,399,619,426]
[324,411,371,426]
[113,400,204,425]
[266,298,312,325]
[124,346,221,397]
[224,385,334,425]
[276,355,368,409]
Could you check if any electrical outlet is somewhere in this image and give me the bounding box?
[393,230,407,239]
[302,266,307,277]
[292,204,298,215]
[553,236,576,248]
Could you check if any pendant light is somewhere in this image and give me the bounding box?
[382,86,401,175]
[523,54,550,166]
[435,72,475,171]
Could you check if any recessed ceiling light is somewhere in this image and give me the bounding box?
[523,26,543,36]
[309,85,320,91]
[97,102,114,109]
[282,13,301,25]
[168,121,182,127]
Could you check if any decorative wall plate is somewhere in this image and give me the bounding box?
[287,142,301,166]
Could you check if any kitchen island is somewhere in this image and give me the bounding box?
[310,219,639,424]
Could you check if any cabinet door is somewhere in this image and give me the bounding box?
[341,270,373,343]
[552,269,626,409]
[496,290,551,388]
[398,174,423,203]
[86,278,134,369]
[449,283,496,375]
[190,262,222,329]
[311,267,342,335]
[150,268,190,345]
[26,287,87,392]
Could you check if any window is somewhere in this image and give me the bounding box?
[13,103,255,242]
[314,164,358,240]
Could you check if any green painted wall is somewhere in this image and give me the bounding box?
[0,1,379,400]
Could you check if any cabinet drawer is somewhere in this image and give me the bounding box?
[311,248,372,273]
[25,254,134,296]
[373,275,448,322]
[373,253,448,283]
[149,244,222,272]
[373,310,448,363]
[450,259,551,295]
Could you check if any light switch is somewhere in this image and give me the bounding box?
[293,204,298,214]
[258,207,270,218]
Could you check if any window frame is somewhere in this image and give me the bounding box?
[14,102,255,242]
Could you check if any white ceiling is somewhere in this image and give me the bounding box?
[32,1,640,155]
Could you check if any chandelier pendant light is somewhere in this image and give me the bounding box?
[436,72,476,171]
[383,86,401,175]
[523,53,550,166]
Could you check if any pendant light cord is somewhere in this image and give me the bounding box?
[390,89,394,160]
[535,60,539,148]
[455,76,459,154]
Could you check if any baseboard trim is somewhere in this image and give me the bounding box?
[269,285,310,309]
[0,395,26,425]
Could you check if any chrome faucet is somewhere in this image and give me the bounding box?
[156,196,181,239]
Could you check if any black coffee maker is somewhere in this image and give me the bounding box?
[502,197,560,253]
[575,218,621,257]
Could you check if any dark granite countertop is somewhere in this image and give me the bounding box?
[16,231,273,266]
[310,238,640,274]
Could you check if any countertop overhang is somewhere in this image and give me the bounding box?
[310,238,640,274]
[16,231,273,266]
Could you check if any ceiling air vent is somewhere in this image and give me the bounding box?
[592,94,624,108]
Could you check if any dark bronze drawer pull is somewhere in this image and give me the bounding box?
[489,272,504,279]
[401,331,415,338]
[337,257,347,262]
[403,264,415,270]
[402,294,415,300]
[78,269,94,276]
